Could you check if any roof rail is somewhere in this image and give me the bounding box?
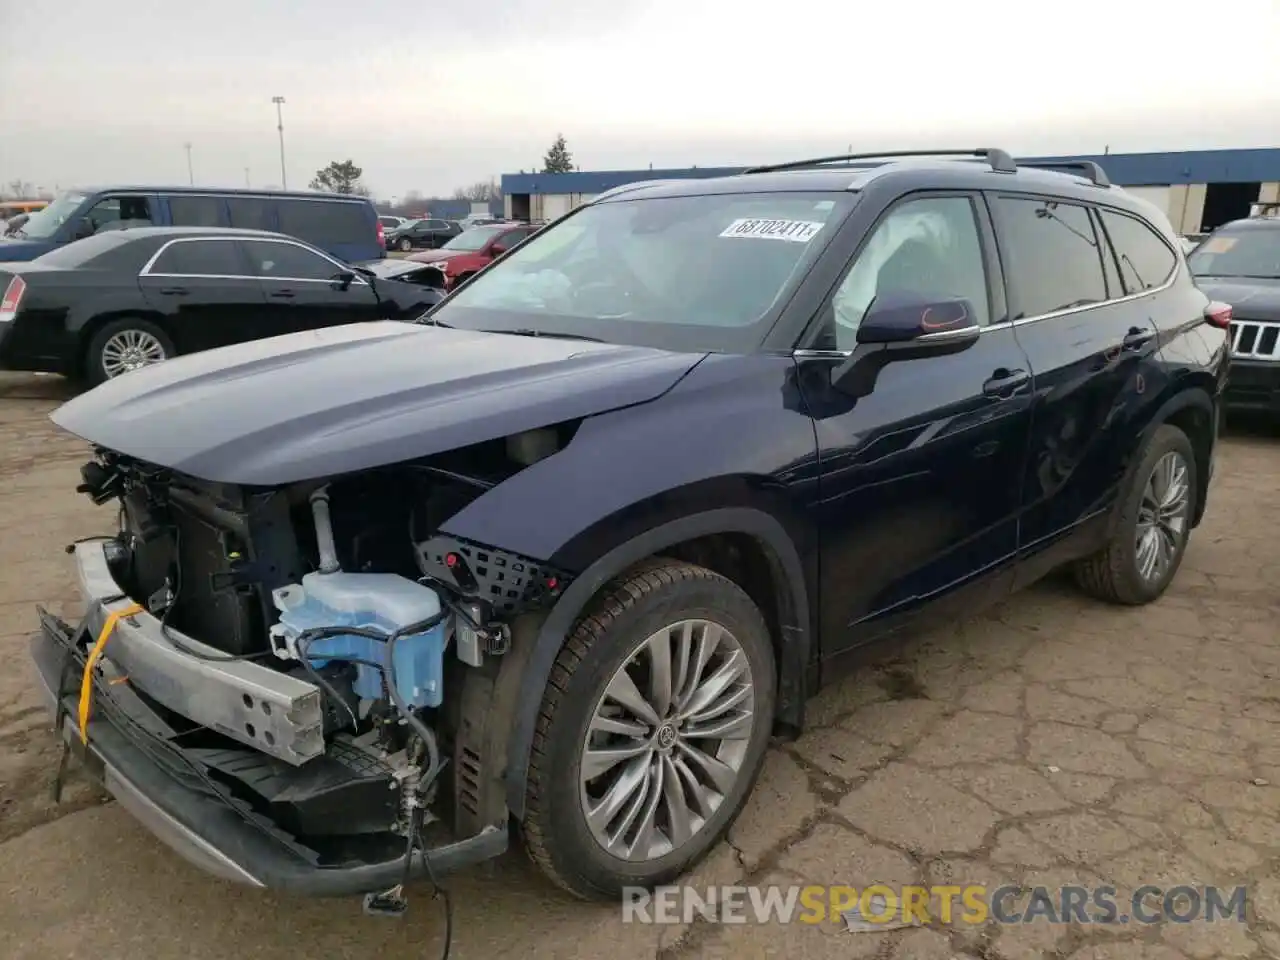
[591,179,679,203]
[742,148,1018,175]
[1014,159,1111,187]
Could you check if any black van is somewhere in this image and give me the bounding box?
[0,187,385,264]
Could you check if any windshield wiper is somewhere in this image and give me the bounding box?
[495,328,605,342]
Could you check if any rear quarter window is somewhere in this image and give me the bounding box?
[276,199,372,244]
[1099,209,1177,293]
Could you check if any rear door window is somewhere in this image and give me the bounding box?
[147,239,246,277]
[276,199,369,245]
[167,195,225,227]
[1098,209,1178,293]
[226,197,274,231]
[994,197,1109,318]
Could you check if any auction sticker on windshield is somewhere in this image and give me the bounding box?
[719,218,825,243]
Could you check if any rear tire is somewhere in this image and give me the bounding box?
[84,317,176,386]
[522,559,776,900]
[1074,424,1197,605]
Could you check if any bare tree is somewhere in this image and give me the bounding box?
[452,179,499,202]
[3,179,36,199]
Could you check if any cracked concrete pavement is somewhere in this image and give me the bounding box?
[1,371,1279,960]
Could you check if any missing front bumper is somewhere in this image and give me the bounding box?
[29,610,507,896]
[71,537,324,765]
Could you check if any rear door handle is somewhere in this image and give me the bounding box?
[1122,327,1156,351]
[982,368,1030,398]
[159,287,189,296]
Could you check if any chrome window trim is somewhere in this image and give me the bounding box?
[918,323,981,341]
[792,262,1182,359]
[138,235,368,285]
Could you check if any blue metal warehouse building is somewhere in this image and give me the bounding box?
[500,148,1280,234]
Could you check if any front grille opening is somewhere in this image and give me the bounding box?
[1231,320,1280,360]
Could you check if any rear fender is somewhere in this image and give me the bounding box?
[1108,383,1215,534]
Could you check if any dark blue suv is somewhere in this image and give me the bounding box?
[33,149,1229,905]
[0,186,384,264]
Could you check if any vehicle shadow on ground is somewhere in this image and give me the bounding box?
[0,372,79,402]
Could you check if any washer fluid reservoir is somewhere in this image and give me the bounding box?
[269,572,446,709]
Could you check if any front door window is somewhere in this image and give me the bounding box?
[84,195,154,235]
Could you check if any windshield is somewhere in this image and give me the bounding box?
[444,225,506,251]
[12,191,86,240]
[431,191,856,352]
[1189,227,1280,279]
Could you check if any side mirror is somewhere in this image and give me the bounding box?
[73,218,94,240]
[332,270,356,291]
[489,243,507,256]
[831,292,981,398]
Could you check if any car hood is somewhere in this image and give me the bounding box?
[51,321,703,486]
[0,237,52,262]
[1196,277,1280,322]
[406,250,460,265]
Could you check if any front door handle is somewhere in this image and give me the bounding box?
[159,286,189,296]
[1122,327,1156,351]
[269,290,296,299]
[983,368,1030,398]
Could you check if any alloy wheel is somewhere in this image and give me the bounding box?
[578,618,756,862]
[1134,450,1190,583]
[101,329,167,378]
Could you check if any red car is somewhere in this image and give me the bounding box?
[405,222,538,289]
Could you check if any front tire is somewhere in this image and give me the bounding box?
[398,237,413,252]
[84,318,175,385]
[523,559,776,900]
[1074,423,1197,605]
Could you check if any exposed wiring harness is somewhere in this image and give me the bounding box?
[286,612,455,960]
[87,499,472,957]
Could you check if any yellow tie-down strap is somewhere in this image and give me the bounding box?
[78,602,143,744]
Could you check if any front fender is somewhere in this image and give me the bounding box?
[433,353,822,818]
[497,506,813,820]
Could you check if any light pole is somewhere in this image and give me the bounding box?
[184,142,194,185]
[244,167,251,188]
[271,96,287,190]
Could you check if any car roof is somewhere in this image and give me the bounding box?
[590,155,1151,216]
[70,186,372,202]
[102,226,301,242]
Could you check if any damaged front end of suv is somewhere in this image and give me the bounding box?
[29,318,710,900]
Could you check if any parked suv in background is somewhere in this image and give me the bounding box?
[0,187,385,264]
[405,221,536,287]
[33,149,1226,906]
[1189,213,1280,416]
[386,217,462,252]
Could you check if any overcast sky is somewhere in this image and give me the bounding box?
[2,0,1278,199]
